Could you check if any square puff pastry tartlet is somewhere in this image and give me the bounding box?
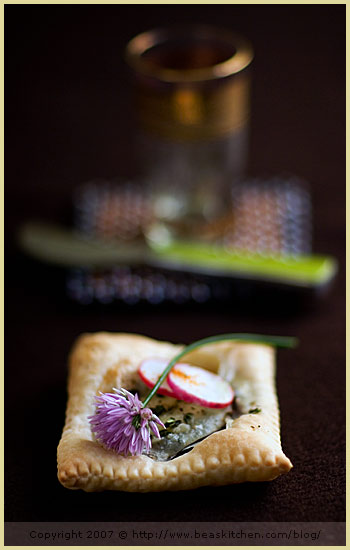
[57,332,292,492]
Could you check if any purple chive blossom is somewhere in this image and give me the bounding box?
[88,388,165,456]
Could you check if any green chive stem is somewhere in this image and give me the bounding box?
[142,333,297,407]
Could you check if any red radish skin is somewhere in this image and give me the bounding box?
[167,364,234,409]
[138,357,178,398]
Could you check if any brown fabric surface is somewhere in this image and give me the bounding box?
[5,5,345,521]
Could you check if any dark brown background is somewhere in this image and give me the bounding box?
[5,5,345,522]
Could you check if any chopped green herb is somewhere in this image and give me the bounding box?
[165,418,181,429]
[249,408,261,414]
[184,413,193,424]
[164,417,176,427]
[159,418,182,438]
[152,405,166,417]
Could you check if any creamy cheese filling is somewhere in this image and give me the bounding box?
[103,360,253,461]
[145,393,234,461]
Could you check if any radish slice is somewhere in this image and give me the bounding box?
[167,364,234,408]
[138,357,178,397]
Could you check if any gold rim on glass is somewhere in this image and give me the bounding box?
[125,24,254,83]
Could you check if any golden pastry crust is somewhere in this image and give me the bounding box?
[57,332,292,491]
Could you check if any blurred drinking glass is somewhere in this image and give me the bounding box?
[125,24,253,235]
